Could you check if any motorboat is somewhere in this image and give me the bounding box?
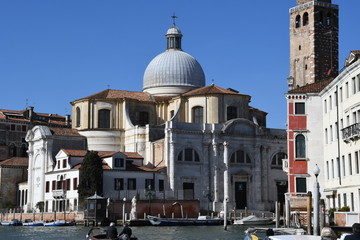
[269,236,321,240]
[86,227,138,240]
[43,220,75,226]
[22,219,44,226]
[233,215,273,225]
[147,215,223,226]
[0,219,22,226]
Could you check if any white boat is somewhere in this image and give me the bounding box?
[22,219,44,226]
[43,220,75,226]
[269,236,321,240]
[147,215,223,226]
[233,215,273,225]
[0,219,22,226]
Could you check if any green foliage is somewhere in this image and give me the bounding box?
[78,151,104,202]
[35,201,44,212]
[338,206,350,212]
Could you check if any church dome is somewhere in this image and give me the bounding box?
[143,24,205,96]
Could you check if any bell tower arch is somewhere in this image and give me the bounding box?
[288,0,339,90]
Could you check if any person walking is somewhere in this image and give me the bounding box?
[344,223,360,240]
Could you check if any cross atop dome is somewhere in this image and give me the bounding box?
[171,13,178,26]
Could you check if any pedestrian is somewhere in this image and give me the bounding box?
[344,223,360,240]
[106,222,118,240]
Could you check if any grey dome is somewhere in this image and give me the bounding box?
[143,49,205,92]
[142,24,205,95]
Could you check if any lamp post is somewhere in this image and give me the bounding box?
[313,164,320,236]
[122,197,126,225]
[145,185,155,216]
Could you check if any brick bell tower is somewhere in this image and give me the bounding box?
[288,0,339,90]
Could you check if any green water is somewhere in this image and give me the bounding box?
[0,225,267,240]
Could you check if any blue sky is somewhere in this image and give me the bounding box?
[1,0,359,129]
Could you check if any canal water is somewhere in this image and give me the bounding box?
[0,224,268,240]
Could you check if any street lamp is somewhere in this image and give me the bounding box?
[145,185,155,216]
[313,164,320,236]
[122,197,126,225]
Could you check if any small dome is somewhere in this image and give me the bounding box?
[166,25,182,35]
[142,24,205,96]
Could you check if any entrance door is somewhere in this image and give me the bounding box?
[235,182,247,209]
[183,182,194,200]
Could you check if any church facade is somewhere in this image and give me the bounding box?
[70,23,288,212]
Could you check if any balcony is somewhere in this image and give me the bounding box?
[53,189,66,199]
[342,123,360,143]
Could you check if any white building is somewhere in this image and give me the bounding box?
[70,23,288,213]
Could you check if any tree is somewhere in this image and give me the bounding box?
[78,151,103,202]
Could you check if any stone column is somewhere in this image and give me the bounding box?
[212,140,219,205]
[223,141,229,229]
[169,140,176,191]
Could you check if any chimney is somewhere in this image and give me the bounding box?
[28,106,34,122]
[65,114,71,126]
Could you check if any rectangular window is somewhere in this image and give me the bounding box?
[353,77,356,94]
[349,153,353,175]
[356,151,359,174]
[128,178,136,190]
[335,122,339,139]
[338,194,341,208]
[52,180,56,191]
[335,92,338,106]
[46,181,50,193]
[57,161,60,169]
[351,193,354,211]
[66,179,70,190]
[296,177,307,193]
[357,74,360,92]
[10,124,15,131]
[295,103,305,114]
[73,178,78,190]
[159,179,164,191]
[63,159,67,168]
[340,87,343,102]
[114,178,124,191]
[325,128,328,144]
[344,193,347,207]
[145,179,155,190]
[331,159,334,178]
[337,158,340,178]
[354,112,357,124]
[329,96,332,110]
[324,100,327,113]
[346,82,349,98]
[330,125,333,142]
[114,158,124,168]
[326,161,329,179]
[21,125,27,132]
[342,156,346,176]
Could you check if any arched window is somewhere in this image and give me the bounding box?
[9,143,17,157]
[326,12,331,25]
[192,106,203,124]
[295,15,301,28]
[177,148,200,162]
[295,134,306,158]
[303,12,309,26]
[98,109,110,128]
[272,152,288,167]
[230,150,251,163]
[227,106,237,121]
[76,107,81,127]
